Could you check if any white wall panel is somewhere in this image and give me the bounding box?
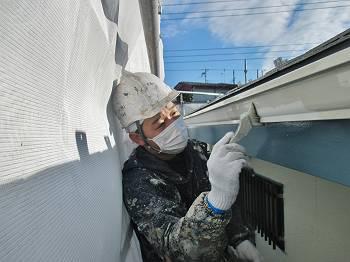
[0,0,146,261]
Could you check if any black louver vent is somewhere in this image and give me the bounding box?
[238,169,285,251]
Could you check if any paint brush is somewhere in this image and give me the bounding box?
[229,103,261,143]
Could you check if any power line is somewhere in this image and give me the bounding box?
[164,43,320,52]
[165,57,291,64]
[163,0,247,7]
[165,69,204,71]
[164,68,266,84]
[161,4,350,21]
[163,0,350,15]
[164,49,307,58]
[164,68,247,71]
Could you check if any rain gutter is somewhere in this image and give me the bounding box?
[184,30,350,126]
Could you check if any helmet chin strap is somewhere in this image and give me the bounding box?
[136,121,162,154]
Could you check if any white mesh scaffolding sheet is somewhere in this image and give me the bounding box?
[0,0,145,261]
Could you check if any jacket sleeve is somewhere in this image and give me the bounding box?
[226,202,255,248]
[123,170,232,262]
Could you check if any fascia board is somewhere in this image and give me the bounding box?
[184,47,350,126]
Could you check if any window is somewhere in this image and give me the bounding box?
[237,169,285,251]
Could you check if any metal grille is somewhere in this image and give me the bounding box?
[238,169,285,251]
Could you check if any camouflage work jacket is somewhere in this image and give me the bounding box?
[123,140,252,262]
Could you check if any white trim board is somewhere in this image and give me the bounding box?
[184,47,350,125]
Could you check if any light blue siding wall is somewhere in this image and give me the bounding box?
[188,120,350,187]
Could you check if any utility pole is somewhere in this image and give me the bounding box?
[244,59,247,84]
[232,69,235,85]
[256,69,259,79]
[201,68,208,83]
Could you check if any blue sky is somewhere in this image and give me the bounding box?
[160,0,350,87]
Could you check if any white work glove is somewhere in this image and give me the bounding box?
[235,240,263,262]
[207,131,248,211]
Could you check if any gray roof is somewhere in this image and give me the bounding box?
[174,81,237,91]
[225,28,350,98]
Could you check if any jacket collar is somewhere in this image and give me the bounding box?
[123,141,195,184]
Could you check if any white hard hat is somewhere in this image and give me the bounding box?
[112,71,179,131]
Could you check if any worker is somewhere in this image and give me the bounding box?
[112,71,263,262]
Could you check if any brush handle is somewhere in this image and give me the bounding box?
[229,103,261,143]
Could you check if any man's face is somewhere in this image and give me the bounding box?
[130,102,180,151]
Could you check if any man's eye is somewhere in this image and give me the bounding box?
[157,122,165,129]
[155,120,166,130]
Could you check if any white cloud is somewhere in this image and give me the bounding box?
[161,23,183,38]
[161,0,193,38]
[262,4,350,69]
[162,0,350,69]
[209,0,300,44]
[208,0,350,70]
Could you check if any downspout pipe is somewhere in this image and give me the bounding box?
[138,0,162,78]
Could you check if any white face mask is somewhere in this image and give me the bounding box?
[149,117,189,154]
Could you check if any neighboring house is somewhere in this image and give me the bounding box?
[174,81,237,93]
[174,82,237,103]
[174,82,238,115]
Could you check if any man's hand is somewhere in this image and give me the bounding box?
[207,132,248,211]
[235,240,263,262]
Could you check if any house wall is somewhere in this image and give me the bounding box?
[252,158,350,262]
[181,103,207,116]
[188,122,350,261]
[194,87,232,94]
[188,120,350,187]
